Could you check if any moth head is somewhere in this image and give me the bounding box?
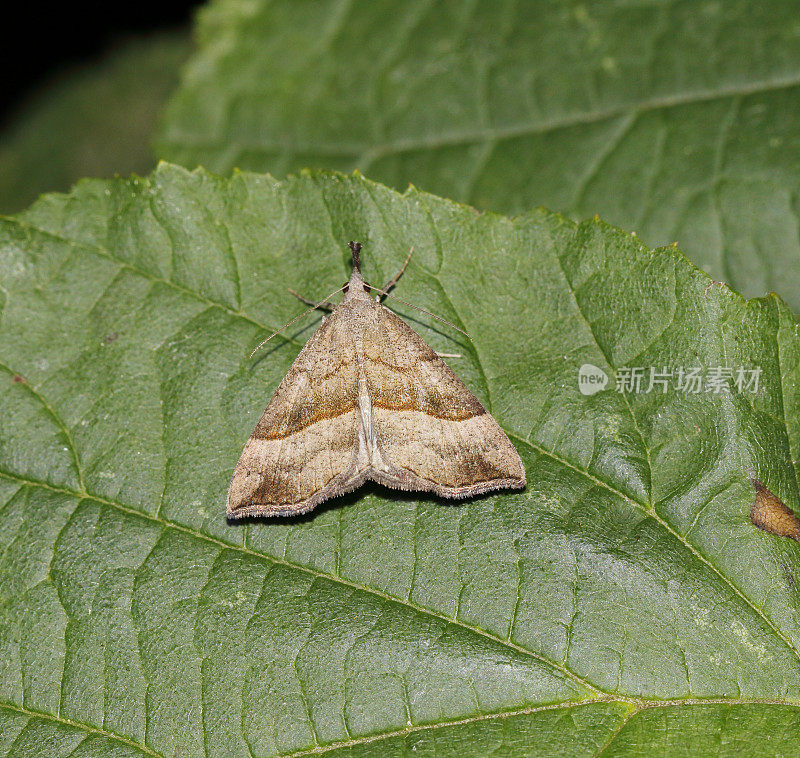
[342,241,373,301]
[348,241,362,272]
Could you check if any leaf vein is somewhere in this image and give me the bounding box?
[1,216,302,349]
[0,701,163,758]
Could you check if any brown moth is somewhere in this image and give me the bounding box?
[227,242,526,518]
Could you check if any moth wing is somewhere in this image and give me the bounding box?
[227,311,361,517]
[363,304,526,498]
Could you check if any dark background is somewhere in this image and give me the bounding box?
[1,0,202,126]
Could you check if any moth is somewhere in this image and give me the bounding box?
[227,242,525,518]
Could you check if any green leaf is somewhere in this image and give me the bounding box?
[156,0,800,312]
[2,165,800,756]
[0,31,191,214]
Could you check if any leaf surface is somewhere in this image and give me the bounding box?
[156,0,800,311]
[1,166,800,756]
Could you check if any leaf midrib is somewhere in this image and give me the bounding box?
[5,696,800,758]
[160,73,800,156]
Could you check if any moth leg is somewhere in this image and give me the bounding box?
[380,247,414,297]
[288,289,334,311]
[436,352,461,359]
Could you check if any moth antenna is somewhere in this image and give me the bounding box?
[381,246,414,295]
[249,284,347,358]
[288,288,333,310]
[370,285,472,342]
[348,241,362,273]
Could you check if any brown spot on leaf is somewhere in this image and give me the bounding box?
[103,332,118,345]
[750,480,800,540]
[12,374,25,384]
